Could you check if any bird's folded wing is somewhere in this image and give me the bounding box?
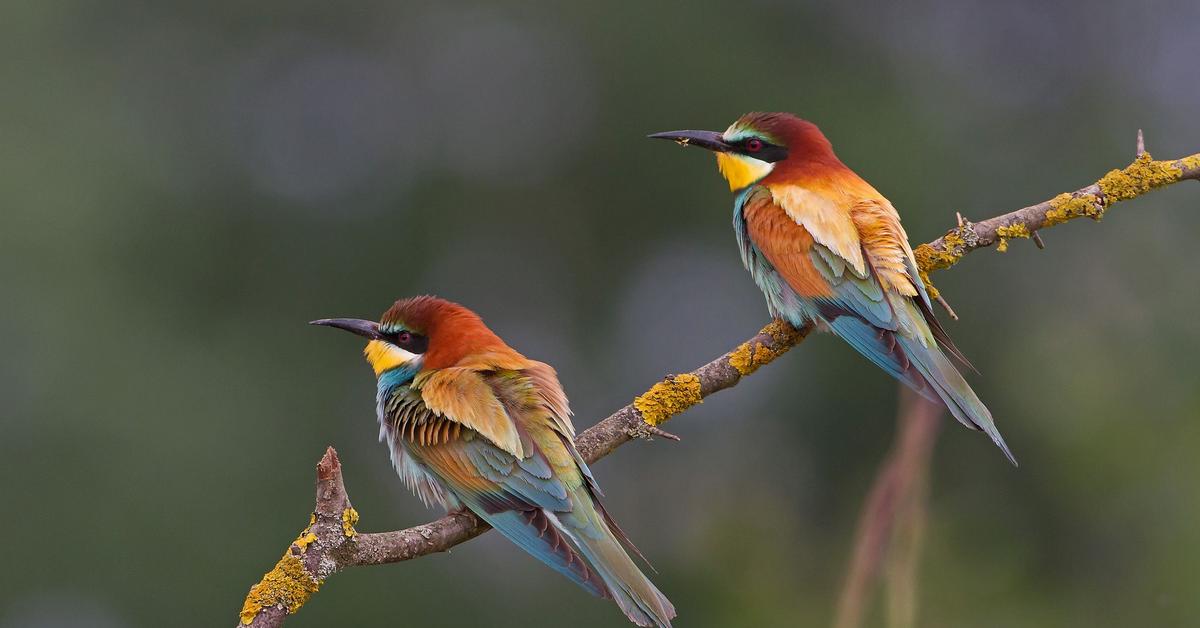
[746,188,896,329]
[747,188,945,399]
[414,367,527,458]
[391,385,611,598]
[851,197,971,366]
[522,360,577,439]
[849,197,923,301]
[411,365,592,502]
[769,183,866,275]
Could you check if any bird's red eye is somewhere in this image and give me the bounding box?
[745,139,764,152]
[397,331,411,344]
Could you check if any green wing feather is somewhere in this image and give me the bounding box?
[383,369,675,627]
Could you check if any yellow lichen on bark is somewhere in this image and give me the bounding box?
[996,223,1030,239]
[342,507,360,538]
[762,318,804,346]
[634,374,702,426]
[913,230,968,275]
[729,320,804,375]
[728,340,785,375]
[994,223,1031,253]
[913,236,962,297]
[913,226,972,296]
[239,550,321,624]
[294,531,318,552]
[1046,154,1186,227]
[1044,192,1104,226]
[1097,153,1183,203]
[728,342,755,375]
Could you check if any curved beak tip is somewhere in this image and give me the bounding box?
[308,317,382,340]
[646,131,686,143]
[646,129,729,152]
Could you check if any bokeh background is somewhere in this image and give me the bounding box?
[4,1,1199,626]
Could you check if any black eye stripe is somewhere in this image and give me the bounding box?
[388,330,429,355]
[730,137,787,163]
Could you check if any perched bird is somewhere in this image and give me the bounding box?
[312,296,675,627]
[650,112,1015,464]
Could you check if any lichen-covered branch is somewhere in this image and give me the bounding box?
[829,139,1200,628]
[237,322,813,626]
[238,137,1199,627]
[913,149,1200,296]
[240,448,360,627]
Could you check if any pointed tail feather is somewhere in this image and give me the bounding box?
[468,499,675,627]
[476,507,613,599]
[827,316,941,404]
[897,336,1018,466]
[561,506,676,628]
[826,312,1016,465]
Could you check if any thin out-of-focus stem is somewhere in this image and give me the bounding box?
[833,388,942,628]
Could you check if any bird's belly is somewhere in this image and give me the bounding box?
[742,249,821,327]
[735,199,821,327]
[378,421,451,509]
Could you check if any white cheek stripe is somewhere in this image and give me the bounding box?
[388,346,420,362]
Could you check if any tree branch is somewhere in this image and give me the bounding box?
[829,139,1200,628]
[238,139,1199,626]
[913,148,1199,297]
[239,321,813,627]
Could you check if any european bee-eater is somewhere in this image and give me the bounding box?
[312,296,675,627]
[650,112,1015,464]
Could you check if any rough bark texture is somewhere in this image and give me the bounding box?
[238,139,1199,627]
[913,149,1200,296]
[238,321,814,627]
[830,139,1200,628]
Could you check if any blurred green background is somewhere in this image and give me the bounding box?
[3,1,1199,626]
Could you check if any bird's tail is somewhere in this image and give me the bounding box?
[566,498,676,628]
[896,334,1017,465]
[473,494,675,628]
[827,301,1016,465]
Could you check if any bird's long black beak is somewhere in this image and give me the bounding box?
[647,129,731,152]
[309,318,384,340]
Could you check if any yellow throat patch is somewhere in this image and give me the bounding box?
[716,152,774,191]
[363,339,419,376]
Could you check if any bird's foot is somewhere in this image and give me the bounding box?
[444,505,473,519]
